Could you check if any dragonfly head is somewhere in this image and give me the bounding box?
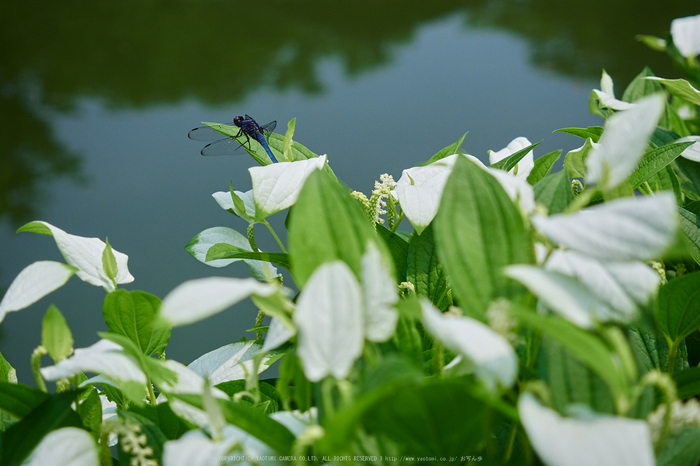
[233,116,244,127]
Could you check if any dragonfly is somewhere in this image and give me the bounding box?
[188,114,278,162]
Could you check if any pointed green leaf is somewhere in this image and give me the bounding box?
[205,244,290,271]
[656,271,700,343]
[563,137,596,178]
[102,237,118,285]
[533,170,574,215]
[554,126,604,142]
[0,382,49,418]
[76,389,101,441]
[629,141,695,189]
[490,141,541,172]
[288,170,387,288]
[41,305,74,362]
[435,156,532,319]
[527,150,562,185]
[406,224,451,309]
[376,225,409,282]
[282,117,296,162]
[679,207,700,264]
[0,351,17,384]
[423,133,467,165]
[622,67,663,102]
[103,290,170,357]
[647,77,700,106]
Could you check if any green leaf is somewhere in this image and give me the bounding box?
[16,221,52,235]
[0,390,84,466]
[533,170,574,215]
[675,158,700,201]
[170,393,295,454]
[276,353,312,413]
[0,382,49,418]
[527,150,562,185]
[435,156,532,319]
[41,305,74,362]
[657,426,700,466]
[375,225,409,282]
[406,224,451,310]
[648,77,700,106]
[205,244,291,271]
[102,290,170,357]
[629,328,688,375]
[563,137,596,178]
[655,271,700,343]
[0,351,17,384]
[76,389,101,441]
[679,207,700,264]
[422,133,467,165]
[490,141,542,172]
[636,34,668,52]
[629,142,695,189]
[539,337,615,415]
[102,237,118,285]
[554,126,604,143]
[215,380,280,413]
[509,305,626,397]
[282,117,296,162]
[288,170,388,288]
[391,314,424,368]
[200,121,277,165]
[622,67,663,102]
[674,367,700,399]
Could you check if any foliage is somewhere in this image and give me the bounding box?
[4,16,700,466]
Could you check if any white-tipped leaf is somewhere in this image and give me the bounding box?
[0,261,76,322]
[28,427,99,466]
[531,193,677,262]
[187,340,274,385]
[361,242,398,342]
[250,155,326,219]
[671,14,700,58]
[586,94,665,189]
[421,299,517,389]
[488,136,535,179]
[185,226,277,280]
[505,265,613,329]
[262,317,295,352]
[591,70,636,111]
[160,277,278,326]
[24,221,134,292]
[41,339,146,384]
[488,168,536,214]
[293,261,364,382]
[519,393,654,466]
[678,135,700,162]
[546,250,660,317]
[212,189,255,222]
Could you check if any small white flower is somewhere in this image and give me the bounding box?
[591,70,636,111]
[671,14,700,58]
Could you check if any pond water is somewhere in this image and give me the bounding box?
[1,1,697,382]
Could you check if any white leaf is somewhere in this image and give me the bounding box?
[294,261,364,382]
[185,226,277,281]
[187,341,274,385]
[519,393,654,466]
[27,221,134,292]
[671,14,700,58]
[262,317,296,352]
[488,136,535,179]
[546,250,660,317]
[592,71,636,111]
[531,193,677,261]
[0,261,76,322]
[41,339,146,384]
[421,299,517,389]
[361,242,398,342]
[488,168,536,214]
[678,135,700,162]
[250,155,326,219]
[394,154,484,234]
[28,427,99,466]
[505,265,613,329]
[586,94,665,189]
[212,189,255,222]
[160,277,278,326]
[162,429,237,466]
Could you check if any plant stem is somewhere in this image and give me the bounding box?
[31,346,48,392]
[390,212,404,233]
[263,220,287,254]
[503,422,519,463]
[666,338,679,376]
[146,377,157,405]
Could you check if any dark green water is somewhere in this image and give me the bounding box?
[1,0,697,382]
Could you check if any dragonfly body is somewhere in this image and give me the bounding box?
[188,114,278,162]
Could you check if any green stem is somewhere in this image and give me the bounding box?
[666,338,679,376]
[263,220,287,254]
[390,212,404,233]
[503,422,519,463]
[434,342,444,377]
[146,377,157,405]
[31,346,48,393]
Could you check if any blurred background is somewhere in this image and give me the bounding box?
[1,0,697,382]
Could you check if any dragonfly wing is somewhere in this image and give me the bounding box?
[200,137,244,156]
[261,120,277,135]
[188,124,235,141]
